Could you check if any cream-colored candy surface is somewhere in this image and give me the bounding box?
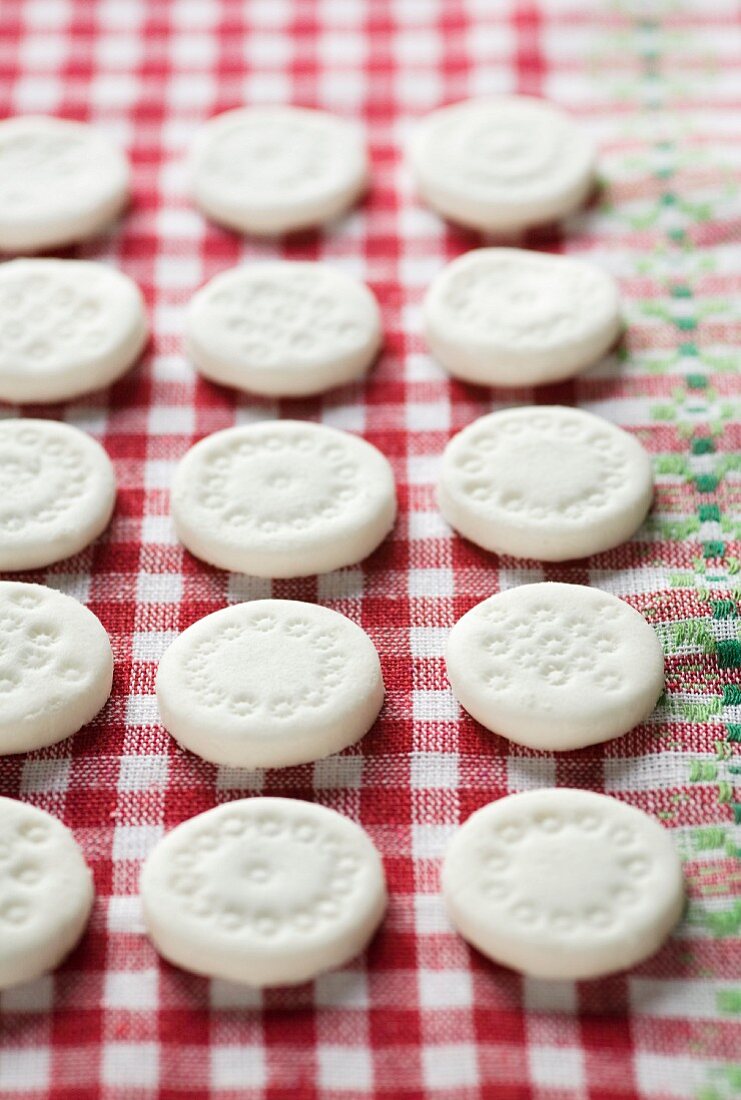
[409,96,595,231]
[186,262,381,397]
[0,260,147,404]
[0,116,129,252]
[0,797,94,989]
[140,797,387,987]
[171,420,396,578]
[446,583,664,750]
[189,107,368,235]
[0,582,113,755]
[157,599,384,768]
[424,249,621,387]
[438,406,653,561]
[442,789,685,980]
[0,419,116,571]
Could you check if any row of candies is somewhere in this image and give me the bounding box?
[0,99,684,992]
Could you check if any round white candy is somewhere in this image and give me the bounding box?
[442,789,685,980]
[141,797,387,987]
[0,582,113,755]
[186,262,382,397]
[0,419,116,571]
[157,599,383,768]
[189,107,368,235]
[409,96,595,232]
[172,420,396,578]
[424,249,621,387]
[438,406,653,561]
[0,260,147,404]
[0,797,94,989]
[446,583,664,751]
[0,116,129,253]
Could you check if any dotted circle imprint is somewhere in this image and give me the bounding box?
[442,789,685,980]
[190,107,367,234]
[446,583,665,751]
[0,259,146,402]
[141,798,387,986]
[203,611,338,712]
[434,250,618,351]
[165,807,367,932]
[0,122,117,208]
[439,405,653,560]
[462,801,667,928]
[410,97,594,230]
[186,607,351,718]
[0,796,93,989]
[0,422,88,528]
[172,420,396,577]
[196,429,365,529]
[451,409,628,519]
[0,582,113,754]
[0,802,83,931]
[434,106,578,181]
[0,420,116,571]
[0,117,129,250]
[198,113,348,194]
[156,599,383,768]
[186,262,381,396]
[0,261,107,364]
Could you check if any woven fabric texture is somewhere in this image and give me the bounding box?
[0,0,739,1097]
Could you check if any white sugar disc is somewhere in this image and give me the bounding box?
[0,797,94,989]
[0,116,130,253]
[157,599,383,768]
[171,420,396,578]
[409,96,595,232]
[0,419,116,571]
[140,797,387,987]
[446,583,664,750]
[438,406,653,561]
[186,262,381,397]
[442,789,685,980]
[189,107,368,235]
[424,249,621,387]
[0,260,147,404]
[0,582,113,754]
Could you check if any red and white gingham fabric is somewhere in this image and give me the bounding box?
[0,1,740,1097]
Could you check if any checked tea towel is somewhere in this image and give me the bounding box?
[0,0,739,1097]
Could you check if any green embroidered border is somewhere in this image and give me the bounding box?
[595,5,739,1092]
